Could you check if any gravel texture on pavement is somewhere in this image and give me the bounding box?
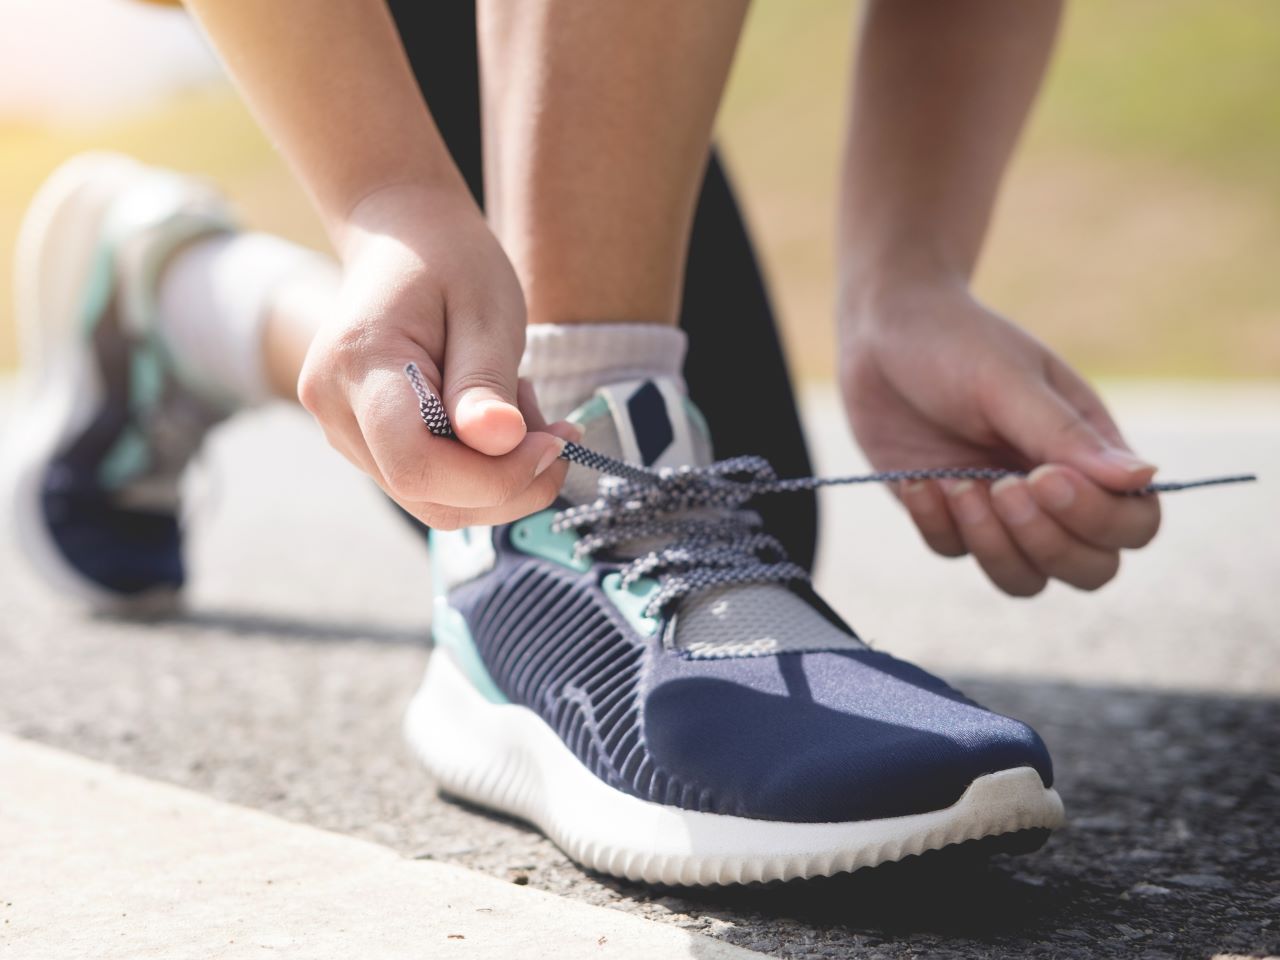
[2,383,1277,960]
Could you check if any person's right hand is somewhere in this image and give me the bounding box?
[298,183,577,530]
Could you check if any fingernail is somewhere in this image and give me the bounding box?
[543,420,584,444]
[945,480,988,524]
[461,392,523,420]
[1030,466,1075,510]
[534,438,566,477]
[901,481,931,504]
[1100,447,1155,475]
[561,420,586,443]
[902,480,933,511]
[991,477,1038,525]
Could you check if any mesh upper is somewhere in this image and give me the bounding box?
[673,583,865,659]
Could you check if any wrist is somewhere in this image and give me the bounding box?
[332,178,481,262]
[837,240,970,331]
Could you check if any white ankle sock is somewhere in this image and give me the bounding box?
[520,323,688,421]
[155,232,335,409]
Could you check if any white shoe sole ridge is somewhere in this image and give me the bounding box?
[2,152,178,614]
[405,649,1066,886]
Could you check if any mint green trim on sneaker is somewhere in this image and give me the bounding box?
[510,509,591,572]
[429,529,509,704]
[97,426,151,491]
[76,240,118,339]
[431,597,509,705]
[602,572,661,637]
[567,393,610,428]
[683,398,712,453]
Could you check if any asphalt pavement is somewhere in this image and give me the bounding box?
[1,380,1277,959]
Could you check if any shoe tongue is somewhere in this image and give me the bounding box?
[561,377,711,504]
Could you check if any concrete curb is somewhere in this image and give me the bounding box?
[0,735,765,960]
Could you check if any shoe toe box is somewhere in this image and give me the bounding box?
[642,649,1053,823]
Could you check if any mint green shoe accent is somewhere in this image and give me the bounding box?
[77,242,118,337]
[510,509,591,572]
[431,596,509,705]
[567,393,610,428]
[130,342,165,412]
[78,233,141,493]
[683,398,711,448]
[428,530,509,704]
[98,426,151,490]
[602,572,661,637]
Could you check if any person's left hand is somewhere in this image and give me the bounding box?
[839,278,1161,596]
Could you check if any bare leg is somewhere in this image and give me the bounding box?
[477,0,748,327]
[152,227,339,408]
[261,264,340,400]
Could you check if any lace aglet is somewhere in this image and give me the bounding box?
[404,362,455,439]
[1137,473,1259,494]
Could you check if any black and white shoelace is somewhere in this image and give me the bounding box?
[405,363,1257,616]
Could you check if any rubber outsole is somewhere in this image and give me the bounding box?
[404,649,1065,887]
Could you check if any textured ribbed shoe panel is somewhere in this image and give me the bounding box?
[460,559,715,811]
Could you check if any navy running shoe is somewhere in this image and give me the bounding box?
[4,153,235,612]
[406,377,1064,885]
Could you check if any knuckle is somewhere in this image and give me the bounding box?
[422,505,467,531]
[458,295,525,337]
[490,469,525,506]
[1052,415,1102,451]
[383,455,434,501]
[1084,554,1121,590]
[296,366,327,415]
[327,320,377,362]
[526,475,561,514]
[297,327,376,411]
[1033,537,1073,567]
[446,369,515,405]
[463,462,523,508]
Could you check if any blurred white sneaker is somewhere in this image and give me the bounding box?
[4,152,236,612]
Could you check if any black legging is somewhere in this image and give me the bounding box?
[387,1,819,570]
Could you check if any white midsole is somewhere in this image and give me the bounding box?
[404,649,1065,886]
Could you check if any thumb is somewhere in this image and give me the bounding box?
[991,379,1156,491]
[442,314,527,457]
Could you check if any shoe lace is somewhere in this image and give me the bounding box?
[405,363,1257,617]
[557,456,813,616]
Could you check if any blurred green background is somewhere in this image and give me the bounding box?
[1,0,1277,381]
